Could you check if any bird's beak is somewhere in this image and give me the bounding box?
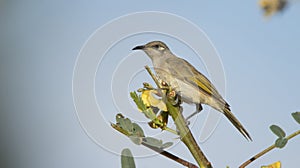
[132,45,145,50]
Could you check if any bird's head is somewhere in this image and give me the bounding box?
[132,41,170,60]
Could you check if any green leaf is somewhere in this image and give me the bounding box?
[275,137,288,148]
[292,112,300,124]
[118,118,133,132]
[130,91,147,112]
[129,136,143,145]
[121,148,136,168]
[144,109,157,120]
[116,113,125,124]
[113,114,146,145]
[130,91,157,120]
[131,123,145,137]
[161,142,173,149]
[270,125,286,138]
[129,123,145,145]
[143,137,163,148]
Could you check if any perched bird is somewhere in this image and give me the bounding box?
[132,41,252,141]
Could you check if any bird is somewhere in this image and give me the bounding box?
[132,41,252,141]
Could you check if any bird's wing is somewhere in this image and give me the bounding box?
[165,58,253,141]
[165,57,229,107]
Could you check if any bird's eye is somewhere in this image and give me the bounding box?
[153,44,164,50]
[154,45,160,48]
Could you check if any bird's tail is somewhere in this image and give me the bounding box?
[223,108,252,141]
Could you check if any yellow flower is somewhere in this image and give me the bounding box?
[261,161,281,168]
[141,90,167,111]
[258,0,287,17]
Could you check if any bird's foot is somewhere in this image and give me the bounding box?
[185,104,203,123]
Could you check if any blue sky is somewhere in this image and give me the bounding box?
[1,1,300,168]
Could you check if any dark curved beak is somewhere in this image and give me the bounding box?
[132,45,145,50]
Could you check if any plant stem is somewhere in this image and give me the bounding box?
[145,66,162,89]
[142,142,199,168]
[111,123,198,168]
[239,129,300,168]
[163,127,179,135]
[166,100,212,168]
[145,65,212,168]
